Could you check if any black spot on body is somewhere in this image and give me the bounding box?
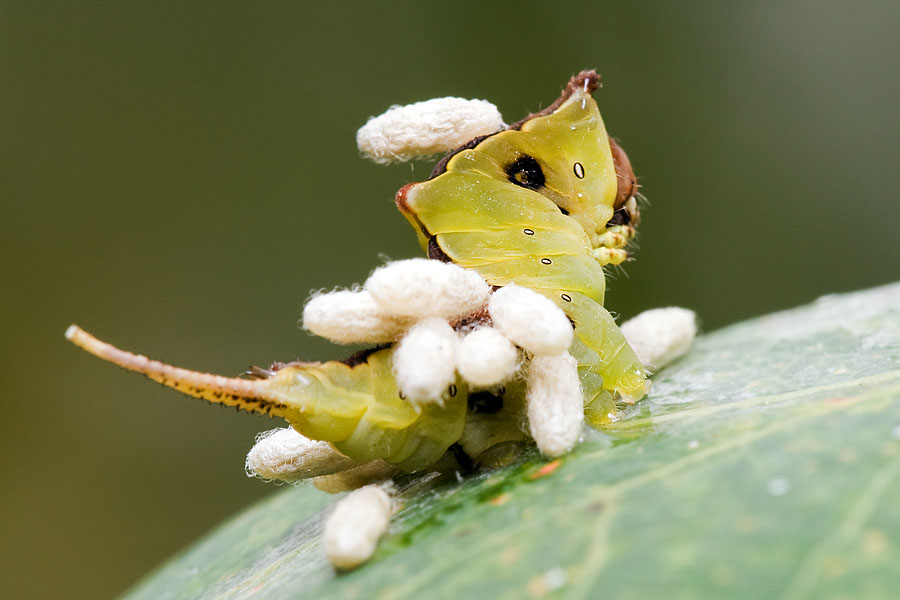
[449,384,458,397]
[607,207,631,226]
[428,236,452,262]
[448,443,474,473]
[506,155,545,191]
[468,391,504,414]
[340,345,391,367]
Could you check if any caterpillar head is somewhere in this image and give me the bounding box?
[394,71,640,260]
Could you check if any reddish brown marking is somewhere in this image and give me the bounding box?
[394,182,417,214]
[530,459,562,479]
[489,492,512,506]
[508,70,601,130]
[609,137,638,210]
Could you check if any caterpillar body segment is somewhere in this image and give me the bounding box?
[397,71,648,423]
[66,326,467,471]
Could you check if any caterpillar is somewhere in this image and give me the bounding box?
[66,70,647,473]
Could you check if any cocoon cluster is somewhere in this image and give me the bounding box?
[245,427,357,482]
[392,317,460,405]
[291,250,698,570]
[620,307,698,371]
[323,485,394,570]
[526,353,583,457]
[356,97,504,164]
[455,327,519,387]
[366,258,491,320]
[302,289,412,344]
[488,285,573,356]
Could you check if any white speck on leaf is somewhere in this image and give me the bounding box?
[767,477,790,497]
[544,567,568,590]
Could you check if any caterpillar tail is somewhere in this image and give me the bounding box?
[65,325,467,471]
[65,325,289,416]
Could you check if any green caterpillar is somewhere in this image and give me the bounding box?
[66,70,646,472]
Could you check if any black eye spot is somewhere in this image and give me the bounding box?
[448,384,458,397]
[523,228,535,235]
[561,293,572,302]
[574,162,585,179]
[506,155,545,191]
[541,258,552,265]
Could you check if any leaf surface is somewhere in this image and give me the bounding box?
[124,283,900,600]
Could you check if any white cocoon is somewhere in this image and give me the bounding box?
[302,289,412,344]
[455,327,519,387]
[393,317,459,405]
[323,485,393,570]
[245,428,357,482]
[356,97,504,164]
[366,259,490,320]
[488,285,573,356]
[620,307,697,371]
[526,353,583,457]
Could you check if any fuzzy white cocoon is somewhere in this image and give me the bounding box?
[366,259,490,320]
[302,289,413,344]
[620,307,697,371]
[488,285,573,356]
[455,327,519,387]
[323,485,393,570]
[357,97,504,164]
[393,317,459,405]
[526,353,583,457]
[245,428,357,482]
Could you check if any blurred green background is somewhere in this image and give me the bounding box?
[2,2,898,598]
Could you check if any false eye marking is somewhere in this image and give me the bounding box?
[506,155,545,191]
[541,258,552,265]
[523,228,535,236]
[573,162,585,179]
[561,293,572,302]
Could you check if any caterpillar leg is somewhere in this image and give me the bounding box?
[590,247,629,266]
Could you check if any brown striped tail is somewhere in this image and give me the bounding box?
[65,325,289,417]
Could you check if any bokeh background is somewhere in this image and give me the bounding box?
[2,2,899,598]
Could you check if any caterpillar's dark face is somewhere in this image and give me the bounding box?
[398,71,639,265]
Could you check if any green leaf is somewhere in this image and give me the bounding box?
[124,283,900,600]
